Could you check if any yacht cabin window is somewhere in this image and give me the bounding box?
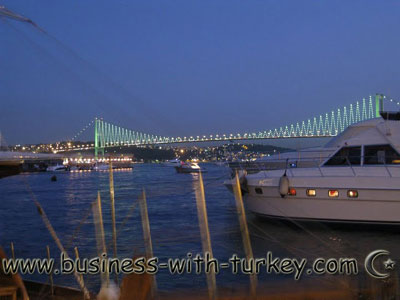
[364,144,400,165]
[324,146,361,166]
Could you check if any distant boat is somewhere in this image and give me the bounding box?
[175,162,203,173]
[93,162,109,171]
[46,164,67,172]
[163,158,181,167]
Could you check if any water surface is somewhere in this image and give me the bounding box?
[1,163,399,295]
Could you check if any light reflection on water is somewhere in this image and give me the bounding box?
[0,163,399,295]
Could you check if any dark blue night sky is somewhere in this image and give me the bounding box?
[1,0,400,144]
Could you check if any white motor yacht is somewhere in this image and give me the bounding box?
[175,162,203,173]
[163,158,181,167]
[226,112,400,224]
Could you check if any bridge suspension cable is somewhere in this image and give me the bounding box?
[71,119,96,142]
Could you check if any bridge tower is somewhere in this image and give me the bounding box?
[94,118,104,160]
[375,93,384,117]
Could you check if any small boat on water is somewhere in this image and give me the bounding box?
[46,164,67,172]
[175,162,203,173]
[93,162,109,171]
[163,158,181,167]
[226,112,400,224]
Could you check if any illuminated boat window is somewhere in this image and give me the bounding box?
[347,190,358,198]
[328,190,339,197]
[306,189,316,197]
[288,188,296,196]
[255,188,263,194]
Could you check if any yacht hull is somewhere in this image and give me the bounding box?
[244,186,400,224]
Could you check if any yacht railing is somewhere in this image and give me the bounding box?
[228,155,400,178]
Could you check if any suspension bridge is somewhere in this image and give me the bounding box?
[60,94,389,158]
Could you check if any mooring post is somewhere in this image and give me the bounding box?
[109,161,119,285]
[194,172,217,300]
[139,188,158,298]
[10,242,15,260]
[46,245,54,296]
[74,247,86,299]
[92,192,110,286]
[233,171,258,297]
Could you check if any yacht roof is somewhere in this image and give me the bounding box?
[325,117,400,149]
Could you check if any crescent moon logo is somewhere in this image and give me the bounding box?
[364,249,390,279]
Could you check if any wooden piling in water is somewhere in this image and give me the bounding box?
[233,171,258,297]
[194,172,217,300]
[10,242,15,260]
[32,196,90,299]
[46,245,54,296]
[139,189,158,298]
[74,247,86,299]
[92,191,110,286]
[109,161,119,285]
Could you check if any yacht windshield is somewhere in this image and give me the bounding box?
[324,146,361,166]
